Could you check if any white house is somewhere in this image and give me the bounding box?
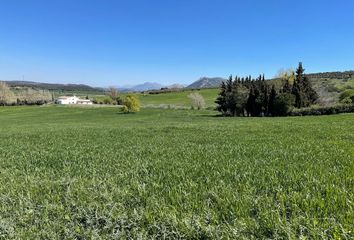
[56,96,93,105]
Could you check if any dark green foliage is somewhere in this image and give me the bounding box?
[282,80,292,94]
[339,89,354,103]
[215,82,227,114]
[292,63,318,108]
[290,104,354,116]
[216,63,320,117]
[272,93,295,116]
[268,85,277,115]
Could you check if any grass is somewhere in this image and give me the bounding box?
[0,106,353,239]
[87,88,219,109]
[137,88,219,108]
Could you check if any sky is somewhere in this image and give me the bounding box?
[1,0,354,87]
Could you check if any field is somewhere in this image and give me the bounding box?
[0,106,353,239]
[138,89,219,108]
[91,88,219,109]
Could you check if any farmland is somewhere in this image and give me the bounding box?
[0,106,353,239]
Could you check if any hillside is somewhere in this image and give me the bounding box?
[137,77,354,108]
[5,80,104,93]
[187,77,226,89]
[187,70,354,89]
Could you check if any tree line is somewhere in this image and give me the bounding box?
[215,63,319,116]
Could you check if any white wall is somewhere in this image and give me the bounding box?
[57,96,79,104]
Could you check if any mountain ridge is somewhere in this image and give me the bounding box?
[3,69,354,92]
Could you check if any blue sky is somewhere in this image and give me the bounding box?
[1,0,354,87]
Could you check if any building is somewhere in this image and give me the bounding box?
[56,96,93,105]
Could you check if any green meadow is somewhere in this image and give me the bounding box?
[138,89,219,108]
[91,88,219,108]
[0,106,353,239]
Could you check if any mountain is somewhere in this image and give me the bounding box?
[130,82,164,91]
[116,82,163,92]
[168,83,185,89]
[4,80,104,92]
[187,77,226,89]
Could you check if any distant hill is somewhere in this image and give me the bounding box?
[187,77,226,89]
[168,83,185,89]
[187,70,354,89]
[4,80,104,93]
[117,82,164,92]
[129,82,164,91]
[119,82,184,92]
[306,71,354,79]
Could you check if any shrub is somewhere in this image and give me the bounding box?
[339,89,354,103]
[0,81,15,105]
[290,104,354,116]
[121,94,140,113]
[188,92,205,110]
[103,97,113,104]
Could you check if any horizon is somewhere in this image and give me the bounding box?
[1,0,354,87]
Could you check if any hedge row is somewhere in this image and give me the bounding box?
[0,100,50,106]
[290,104,354,116]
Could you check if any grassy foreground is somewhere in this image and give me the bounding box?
[0,106,353,239]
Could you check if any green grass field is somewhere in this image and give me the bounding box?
[92,88,219,108]
[0,106,353,239]
[138,89,219,108]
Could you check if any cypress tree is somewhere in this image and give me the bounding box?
[292,62,305,108]
[302,75,318,105]
[269,85,277,116]
[215,82,228,115]
[246,85,256,116]
[292,62,318,108]
[282,80,292,93]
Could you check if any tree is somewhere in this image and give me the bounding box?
[282,79,292,94]
[121,94,140,113]
[268,85,277,116]
[106,86,123,104]
[275,68,296,84]
[188,92,205,110]
[302,75,318,105]
[106,87,118,99]
[215,82,227,114]
[272,93,295,116]
[233,84,248,116]
[292,62,318,108]
[246,84,256,116]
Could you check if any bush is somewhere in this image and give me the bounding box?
[103,97,113,104]
[121,94,140,113]
[339,89,354,103]
[0,81,15,105]
[188,92,205,110]
[290,104,354,116]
